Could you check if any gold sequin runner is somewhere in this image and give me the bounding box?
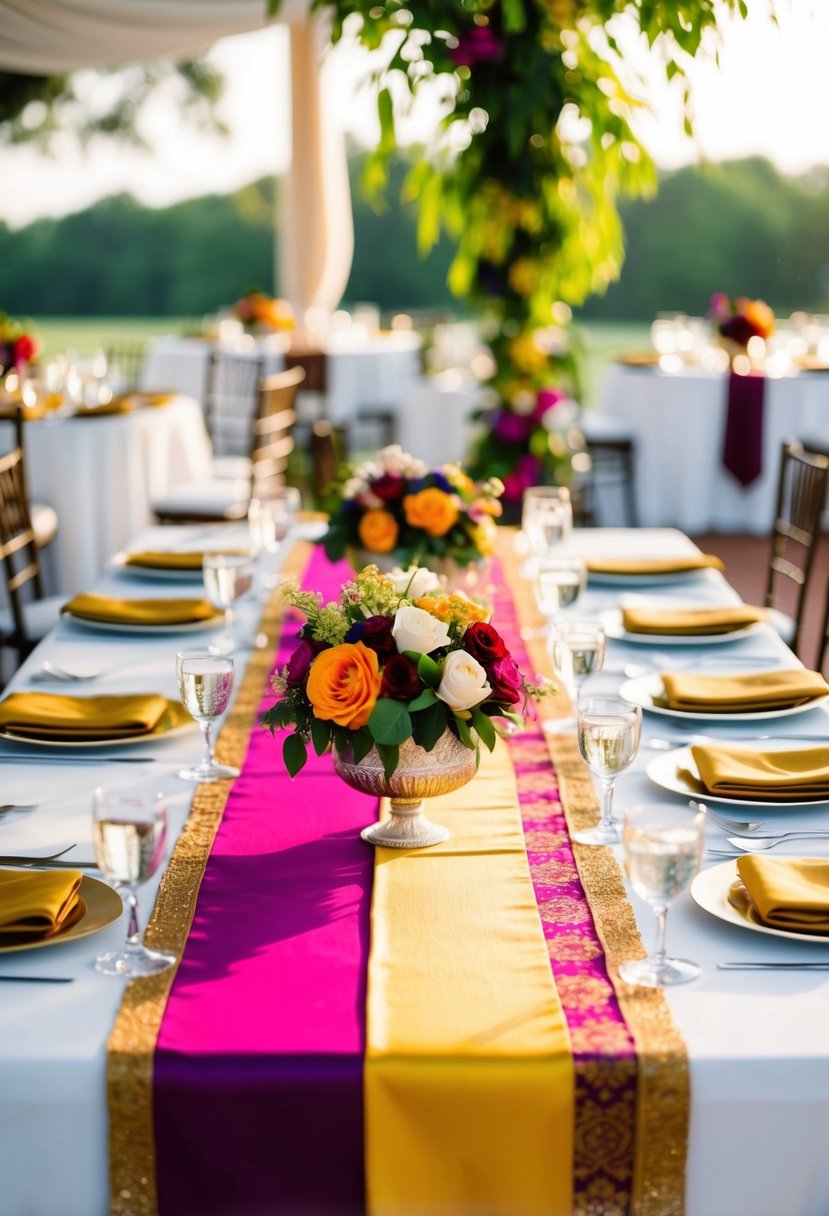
[106,541,312,1216]
[499,532,690,1216]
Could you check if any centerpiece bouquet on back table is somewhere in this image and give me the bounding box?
[264,565,543,848]
[319,446,504,583]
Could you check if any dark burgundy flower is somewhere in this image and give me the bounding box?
[488,656,523,705]
[0,343,12,374]
[345,614,397,661]
[371,472,406,502]
[285,638,318,687]
[493,410,533,445]
[450,26,505,67]
[13,334,36,365]
[464,621,507,665]
[719,315,755,347]
[379,654,421,701]
[502,454,542,502]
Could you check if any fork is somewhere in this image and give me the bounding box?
[689,799,764,833]
[30,661,108,683]
[0,804,38,815]
[648,734,827,751]
[0,845,77,863]
[725,831,829,852]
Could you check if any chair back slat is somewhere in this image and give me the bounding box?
[0,410,44,646]
[203,351,266,456]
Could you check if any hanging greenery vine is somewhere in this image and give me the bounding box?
[304,0,755,501]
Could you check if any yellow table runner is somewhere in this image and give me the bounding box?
[366,738,574,1216]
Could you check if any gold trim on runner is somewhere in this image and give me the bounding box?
[499,531,690,1216]
[106,541,312,1216]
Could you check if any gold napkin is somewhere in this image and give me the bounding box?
[615,351,661,367]
[0,691,187,740]
[734,856,829,933]
[124,549,249,571]
[72,399,134,417]
[587,555,724,576]
[62,594,220,625]
[621,604,766,636]
[0,867,84,937]
[657,669,829,713]
[691,744,829,801]
[111,391,176,409]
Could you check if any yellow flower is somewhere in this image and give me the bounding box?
[415,594,490,628]
[509,332,548,375]
[468,519,496,556]
[358,509,399,554]
[403,488,459,537]
[306,642,381,729]
[508,258,537,298]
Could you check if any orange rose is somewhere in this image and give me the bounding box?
[403,488,459,537]
[358,509,399,554]
[306,642,381,729]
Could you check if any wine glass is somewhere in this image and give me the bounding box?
[203,551,255,654]
[247,489,297,599]
[176,649,240,782]
[573,696,642,846]
[542,618,607,732]
[533,555,586,631]
[92,788,175,977]
[619,803,704,988]
[522,487,573,560]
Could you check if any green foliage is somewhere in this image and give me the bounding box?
[368,698,413,746]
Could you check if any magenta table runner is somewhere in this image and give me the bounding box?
[154,548,375,1216]
[722,369,765,486]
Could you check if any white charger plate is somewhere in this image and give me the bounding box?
[64,614,218,636]
[600,608,767,647]
[586,569,712,588]
[111,554,205,583]
[647,745,829,809]
[619,673,829,723]
[691,860,829,944]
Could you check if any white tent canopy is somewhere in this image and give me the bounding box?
[0,0,354,313]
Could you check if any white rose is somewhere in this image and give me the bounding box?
[436,649,492,712]
[392,605,452,655]
[390,566,442,599]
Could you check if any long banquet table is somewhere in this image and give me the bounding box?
[1,525,829,1215]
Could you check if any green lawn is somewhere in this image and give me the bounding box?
[29,316,650,408]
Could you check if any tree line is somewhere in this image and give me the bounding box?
[0,154,826,320]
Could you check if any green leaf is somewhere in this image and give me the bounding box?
[501,0,526,33]
[377,87,396,153]
[411,700,447,752]
[351,726,375,765]
[454,714,475,750]
[376,742,400,782]
[470,705,496,752]
[407,687,438,713]
[283,732,307,779]
[332,727,350,758]
[310,716,331,757]
[369,697,413,746]
[411,652,442,689]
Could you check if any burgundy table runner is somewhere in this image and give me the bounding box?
[722,369,765,486]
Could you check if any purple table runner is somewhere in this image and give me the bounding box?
[722,369,765,486]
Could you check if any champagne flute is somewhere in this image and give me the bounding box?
[619,803,704,987]
[176,649,239,782]
[542,618,606,733]
[203,551,255,655]
[92,788,174,977]
[573,696,642,846]
[533,555,586,630]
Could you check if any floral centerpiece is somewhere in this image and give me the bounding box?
[320,446,504,575]
[231,292,295,334]
[0,313,38,376]
[264,565,540,847]
[708,294,775,350]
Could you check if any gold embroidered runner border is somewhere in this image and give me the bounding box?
[106,540,313,1216]
[499,533,690,1216]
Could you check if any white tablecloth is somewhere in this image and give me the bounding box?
[17,398,212,595]
[595,365,829,533]
[395,371,483,466]
[2,526,829,1215]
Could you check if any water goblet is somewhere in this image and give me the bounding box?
[533,555,586,631]
[203,551,255,654]
[619,803,704,988]
[92,788,175,977]
[573,696,642,846]
[542,618,607,733]
[176,649,240,782]
[522,486,573,559]
[247,489,298,599]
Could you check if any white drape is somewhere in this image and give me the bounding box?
[0,0,354,312]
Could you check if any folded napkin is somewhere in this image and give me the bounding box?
[691,744,829,801]
[124,549,250,571]
[621,604,766,636]
[0,691,185,740]
[657,668,829,713]
[615,350,661,367]
[62,593,220,626]
[587,555,724,576]
[0,867,84,937]
[111,391,176,409]
[72,399,135,417]
[734,856,829,933]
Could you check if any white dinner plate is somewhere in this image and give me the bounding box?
[691,860,829,944]
[646,746,829,809]
[586,569,713,588]
[600,608,767,647]
[111,554,204,583]
[63,614,218,636]
[619,673,829,722]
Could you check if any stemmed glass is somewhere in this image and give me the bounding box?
[543,618,606,732]
[176,649,239,782]
[533,555,586,632]
[522,486,573,559]
[619,803,704,988]
[573,696,642,846]
[203,551,255,655]
[247,488,298,600]
[92,788,175,977]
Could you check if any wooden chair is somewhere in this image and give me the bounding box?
[0,404,58,553]
[104,340,147,392]
[765,440,829,657]
[574,436,638,528]
[152,368,304,524]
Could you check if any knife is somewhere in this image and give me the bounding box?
[0,858,100,869]
[718,962,829,970]
[0,754,160,764]
[0,975,75,984]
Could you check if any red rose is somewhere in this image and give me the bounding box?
[488,656,522,705]
[345,615,397,662]
[379,654,421,701]
[13,334,36,365]
[464,621,507,665]
[371,473,406,502]
[285,638,319,686]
